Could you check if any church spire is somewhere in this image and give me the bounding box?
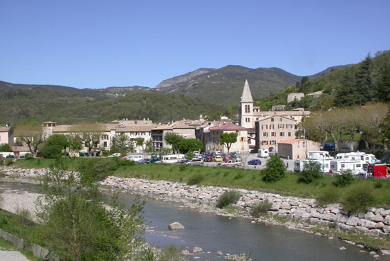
[241,79,253,103]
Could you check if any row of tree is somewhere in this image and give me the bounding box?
[301,103,389,151]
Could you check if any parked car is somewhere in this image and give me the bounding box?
[248,159,262,165]
[223,155,232,161]
[108,153,121,158]
[218,160,242,168]
[214,156,223,162]
[204,155,213,162]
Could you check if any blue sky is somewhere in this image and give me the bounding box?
[1,0,389,89]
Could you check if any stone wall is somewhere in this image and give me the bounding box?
[0,229,60,260]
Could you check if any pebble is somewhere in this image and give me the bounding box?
[340,247,346,251]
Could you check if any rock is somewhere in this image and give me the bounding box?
[340,247,346,250]
[193,257,200,260]
[217,251,223,256]
[181,250,190,255]
[193,247,202,254]
[381,250,390,255]
[370,251,377,255]
[168,222,185,230]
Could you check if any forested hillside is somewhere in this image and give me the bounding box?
[255,50,390,111]
[0,90,225,125]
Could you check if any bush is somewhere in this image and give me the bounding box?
[250,200,272,217]
[78,158,119,185]
[179,165,187,171]
[332,169,354,187]
[5,158,14,166]
[297,161,322,184]
[262,156,286,183]
[187,173,204,185]
[216,190,242,209]
[316,186,340,207]
[24,153,33,160]
[343,183,375,214]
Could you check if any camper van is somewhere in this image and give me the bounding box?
[294,158,331,173]
[307,151,333,160]
[126,154,144,162]
[335,152,379,164]
[329,160,368,175]
[161,154,186,164]
[257,149,269,158]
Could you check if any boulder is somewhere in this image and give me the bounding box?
[168,222,185,230]
[193,247,202,253]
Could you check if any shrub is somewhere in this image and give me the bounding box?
[316,186,340,207]
[179,165,187,171]
[250,200,272,217]
[216,190,242,209]
[187,173,204,185]
[262,156,286,183]
[374,180,384,189]
[297,161,322,184]
[24,153,34,160]
[343,183,375,214]
[234,173,244,180]
[78,158,119,185]
[5,158,14,166]
[332,169,354,187]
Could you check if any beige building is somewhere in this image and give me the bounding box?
[0,126,13,145]
[255,115,297,152]
[277,139,321,160]
[205,123,248,153]
[151,120,196,151]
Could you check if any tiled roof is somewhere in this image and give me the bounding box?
[278,139,303,144]
[0,127,11,132]
[210,123,247,131]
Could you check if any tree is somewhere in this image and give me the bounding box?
[135,137,144,153]
[110,134,132,155]
[220,132,238,154]
[37,160,146,261]
[68,123,105,156]
[354,55,373,105]
[67,135,83,156]
[164,133,183,153]
[39,134,69,158]
[177,138,203,154]
[262,155,286,183]
[14,124,44,155]
[0,144,12,152]
[297,161,322,184]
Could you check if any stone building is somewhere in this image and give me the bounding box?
[277,139,321,160]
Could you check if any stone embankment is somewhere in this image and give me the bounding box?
[2,166,390,239]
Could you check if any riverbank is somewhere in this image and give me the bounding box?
[1,166,390,258]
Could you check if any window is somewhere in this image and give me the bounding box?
[279,117,283,122]
[263,132,268,137]
[246,118,250,122]
[288,132,291,137]
[278,124,284,129]
[262,141,268,145]
[245,105,250,113]
[280,132,284,136]
[271,118,274,122]
[261,125,268,130]
[270,140,276,145]
[101,135,109,140]
[104,142,107,147]
[271,132,276,137]
[270,124,274,129]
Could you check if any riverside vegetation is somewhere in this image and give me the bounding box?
[10,158,390,212]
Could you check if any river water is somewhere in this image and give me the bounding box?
[1,181,387,261]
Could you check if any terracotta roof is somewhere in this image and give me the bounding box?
[277,139,301,144]
[0,127,11,132]
[210,123,247,131]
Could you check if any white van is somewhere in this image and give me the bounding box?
[294,158,331,173]
[329,160,368,175]
[257,149,269,158]
[161,154,186,164]
[126,154,144,162]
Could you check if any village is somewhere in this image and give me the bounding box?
[0,80,388,179]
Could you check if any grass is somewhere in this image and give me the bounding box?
[9,158,390,208]
[0,237,44,261]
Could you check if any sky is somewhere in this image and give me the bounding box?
[0,1,389,89]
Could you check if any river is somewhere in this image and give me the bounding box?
[1,181,387,261]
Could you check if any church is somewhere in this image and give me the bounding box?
[239,80,310,152]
